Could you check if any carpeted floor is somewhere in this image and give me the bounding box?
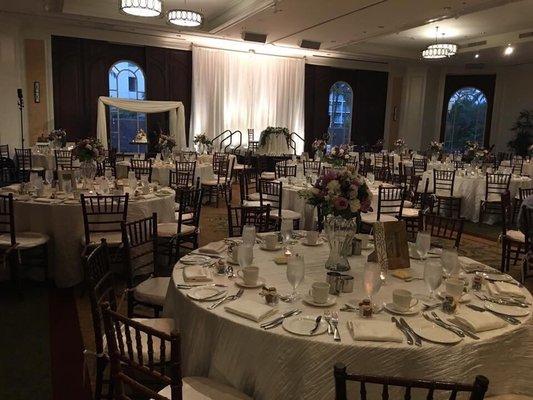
[1,183,531,400]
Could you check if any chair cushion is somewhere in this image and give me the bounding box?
[157,376,251,400]
[242,200,262,207]
[260,172,275,180]
[0,231,49,249]
[202,179,224,186]
[361,213,397,224]
[134,277,170,307]
[487,193,503,202]
[270,209,301,220]
[81,231,123,246]
[401,208,420,218]
[233,164,245,170]
[248,192,260,201]
[157,222,196,238]
[174,212,194,222]
[506,230,525,243]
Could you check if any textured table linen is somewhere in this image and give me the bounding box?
[12,193,175,287]
[256,133,290,156]
[116,161,215,186]
[500,160,533,177]
[163,242,533,399]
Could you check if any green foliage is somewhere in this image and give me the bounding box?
[508,110,533,157]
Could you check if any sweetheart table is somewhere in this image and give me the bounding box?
[163,240,533,399]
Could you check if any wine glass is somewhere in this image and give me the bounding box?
[280,218,293,253]
[363,262,383,309]
[416,231,431,260]
[286,254,305,302]
[423,261,443,300]
[367,172,375,185]
[237,244,253,269]
[441,247,459,278]
[45,170,54,186]
[242,224,256,247]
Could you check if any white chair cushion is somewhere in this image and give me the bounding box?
[404,200,413,208]
[260,172,275,180]
[270,209,301,220]
[233,164,245,170]
[157,223,196,238]
[361,213,397,224]
[157,376,251,400]
[248,192,260,201]
[0,231,49,249]
[401,208,420,218]
[174,212,194,222]
[134,277,170,307]
[487,193,503,202]
[506,230,525,243]
[242,200,262,207]
[81,231,123,246]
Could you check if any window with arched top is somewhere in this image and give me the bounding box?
[108,60,147,152]
[443,87,488,152]
[328,81,353,146]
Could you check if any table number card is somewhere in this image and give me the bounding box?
[367,220,410,270]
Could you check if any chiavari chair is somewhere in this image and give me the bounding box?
[433,170,461,219]
[0,193,18,287]
[257,156,275,180]
[420,213,465,249]
[333,363,488,400]
[479,173,511,223]
[202,156,233,206]
[169,161,196,189]
[511,159,524,175]
[500,190,525,273]
[101,302,250,400]
[129,159,153,182]
[180,150,197,162]
[15,148,44,181]
[412,158,427,176]
[361,186,404,227]
[0,157,17,187]
[303,160,321,175]
[239,168,261,207]
[99,157,117,178]
[275,161,297,179]
[513,187,533,223]
[259,179,301,230]
[373,153,384,170]
[0,144,10,159]
[227,204,273,237]
[453,160,465,170]
[54,149,73,175]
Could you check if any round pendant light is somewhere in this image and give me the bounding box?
[422,27,457,59]
[120,0,162,17]
[167,9,203,27]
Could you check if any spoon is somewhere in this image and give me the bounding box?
[310,316,322,335]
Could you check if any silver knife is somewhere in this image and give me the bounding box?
[263,310,302,330]
[445,318,480,340]
[391,316,413,345]
[261,309,300,329]
[399,318,422,346]
[423,313,464,338]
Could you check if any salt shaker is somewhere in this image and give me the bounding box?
[472,274,483,291]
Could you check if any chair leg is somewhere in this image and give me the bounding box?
[94,356,107,400]
[501,240,507,272]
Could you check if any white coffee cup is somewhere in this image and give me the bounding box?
[446,278,464,299]
[237,266,259,285]
[392,289,418,311]
[264,234,278,250]
[309,282,330,304]
[306,231,319,245]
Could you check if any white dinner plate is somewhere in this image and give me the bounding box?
[282,316,328,336]
[484,301,530,317]
[383,302,421,316]
[187,287,226,301]
[301,239,325,247]
[302,294,337,307]
[408,319,462,344]
[259,244,283,251]
[482,272,513,282]
[180,255,212,265]
[235,277,266,288]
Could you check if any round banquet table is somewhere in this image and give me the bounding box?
[500,160,533,177]
[420,171,533,223]
[9,190,175,287]
[116,161,215,186]
[163,241,533,399]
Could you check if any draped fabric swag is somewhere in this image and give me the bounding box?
[190,46,305,153]
[96,96,187,150]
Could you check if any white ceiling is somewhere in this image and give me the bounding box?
[3,0,533,65]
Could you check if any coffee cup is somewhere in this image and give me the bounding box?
[309,282,330,304]
[392,289,418,311]
[305,231,319,245]
[446,278,464,299]
[237,266,259,285]
[264,234,278,250]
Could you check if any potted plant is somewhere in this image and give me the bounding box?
[508,110,533,157]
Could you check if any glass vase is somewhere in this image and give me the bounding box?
[315,149,324,161]
[324,215,357,271]
[80,160,97,182]
[198,143,207,155]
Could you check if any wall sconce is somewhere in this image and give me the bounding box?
[33,81,40,103]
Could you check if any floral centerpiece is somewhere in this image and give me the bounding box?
[428,141,443,159]
[132,129,148,144]
[324,144,350,167]
[463,140,480,163]
[157,133,176,160]
[48,129,66,144]
[394,138,406,153]
[259,126,290,148]
[72,138,104,181]
[193,133,212,154]
[299,166,372,271]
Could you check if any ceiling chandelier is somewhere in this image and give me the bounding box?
[120,0,162,17]
[422,27,457,59]
[168,1,203,27]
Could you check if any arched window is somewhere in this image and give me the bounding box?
[108,61,147,152]
[328,81,353,146]
[443,87,488,152]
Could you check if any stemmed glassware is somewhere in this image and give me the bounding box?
[416,231,431,260]
[237,244,253,269]
[45,170,54,187]
[423,261,443,301]
[363,262,383,310]
[242,224,256,247]
[441,247,459,279]
[367,172,375,185]
[286,254,305,302]
[280,218,293,254]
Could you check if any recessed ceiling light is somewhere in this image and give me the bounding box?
[474,53,479,58]
[120,0,162,17]
[504,45,514,56]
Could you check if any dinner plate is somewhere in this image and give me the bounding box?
[408,319,462,344]
[180,255,212,265]
[482,272,513,282]
[383,302,421,316]
[259,244,283,251]
[235,277,266,288]
[282,316,328,336]
[302,294,337,307]
[187,287,226,301]
[484,301,530,317]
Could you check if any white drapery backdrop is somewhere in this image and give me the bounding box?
[190,46,305,153]
[97,96,186,150]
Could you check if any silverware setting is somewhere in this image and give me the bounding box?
[260,309,301,329]
[483,276,523,287]
[310,316,322,334]
[176,283,227,290]
[473,292,529,308]
[445,318,480,340]
[207,288,244,310]
[324,311,334,334]
[391,316,413,345]
[466,304,521,325]
[423,313,465,339]
[331,311,341,341]
[399,317,422,346]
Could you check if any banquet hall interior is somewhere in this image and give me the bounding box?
[1,0,533,399]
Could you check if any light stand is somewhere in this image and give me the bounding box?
[17,89,24,150]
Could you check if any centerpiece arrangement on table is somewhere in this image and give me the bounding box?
[463,140,491,166]
[312,139,326,160]
[324,144,350,167]
[48,129,67,149]
[72,138,104,183]
[157,133,176,160]
[193,133,213,155]
[257,126,291,155]
[394,138,406,154]
[428,140,443,160]
[299,165,372,271]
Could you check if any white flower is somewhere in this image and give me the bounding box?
[349,199,361,212]
[327,180,340,193]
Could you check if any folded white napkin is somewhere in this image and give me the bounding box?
[199,241,226,254]
[487,281,525,299]
[454,307,506,332]
[459,257,491,273]
[224,299,276,322]
[348,320,403,343]
[182,266,213,282]
[34,198,54,203]
[140,193,156,200]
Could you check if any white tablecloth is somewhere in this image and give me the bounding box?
[163,242,533,399]
[116,161,215,186]
[256,133,291,156]
[11,192,175,287]
[500,160,533,177]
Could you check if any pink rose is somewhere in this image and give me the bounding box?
[334,197,349,210]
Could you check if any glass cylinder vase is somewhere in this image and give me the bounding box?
[80,160,97,183]
[323,214,357,271]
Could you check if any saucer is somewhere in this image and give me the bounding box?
[484,301,530,317]
[235,277,265,288]
[301,238,325,246]
[282,316,328,336]
[260,244,283,251]
[408,319,462,344]
[302,294,337,307]
[187,287,226,301]
[383,302,421,315]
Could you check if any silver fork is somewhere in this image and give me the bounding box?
[207,288,244,310]
[331,311,341,341]
[324,311,333,335]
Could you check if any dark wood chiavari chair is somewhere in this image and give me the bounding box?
[80,194,129,248]
[479,173,511,223]
[333,363,489,400]
[361,186,404,227]
[227,204,273,237]
[169,161,196,189]
[511,160,524,175]
[500,191,525,273]
[513,187,533,223]
[0,193,18,286]
[420,213,465,249]
[0,144,10,159]
[433,169,461,219]
[202,156,233,206]
[412,158,427,176]
[99,157,117,178]
[129,159,153,182]
[0,157,17,187]
[373,153,384,170]
[239,168,260,206]
[15,148,44,181]
[275,162,297,179]
[303,160,321,175]
[453,160,465,170]
[54,149,73,173]
[259,179,300,230]
[122,213,168,317]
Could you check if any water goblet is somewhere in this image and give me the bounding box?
[45,170,54,186]
[237,244,253,269]
[286,254,305,302]
[441,247,459,278]
[363,262,383,310]
[280,218,293,254]
[242,224,256,247]
[416,231,431,260]
[423,261,443,301]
